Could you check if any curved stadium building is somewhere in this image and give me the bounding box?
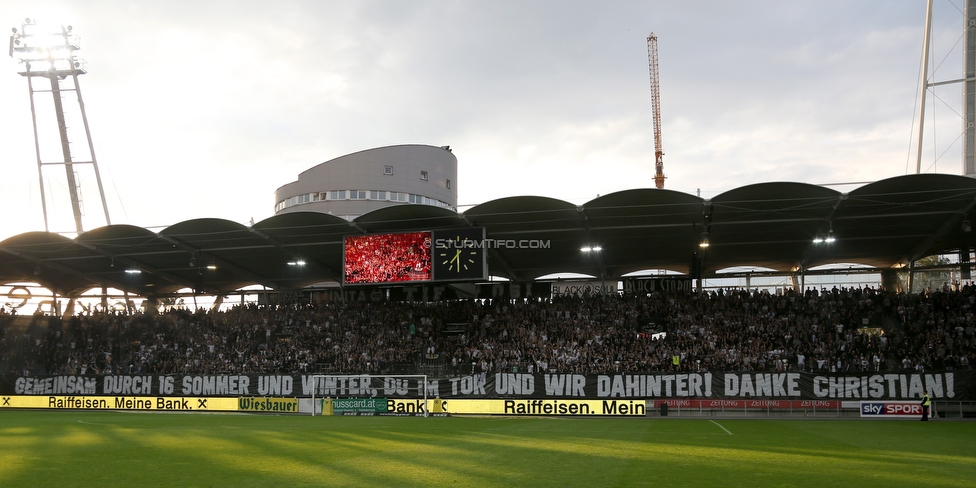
[274,144,458,220]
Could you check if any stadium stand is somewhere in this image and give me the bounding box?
[2,284,974,378]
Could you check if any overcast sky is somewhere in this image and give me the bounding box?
[0,0,969,240]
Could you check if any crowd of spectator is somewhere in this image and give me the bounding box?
[343,232,431,283]
[2,283,975,378]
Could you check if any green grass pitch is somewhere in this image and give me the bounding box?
[1,410,973,487]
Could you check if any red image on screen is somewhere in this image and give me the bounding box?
[343,231,432,284]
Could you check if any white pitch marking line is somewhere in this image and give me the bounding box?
[710,420,733,435]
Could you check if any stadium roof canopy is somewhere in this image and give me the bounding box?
[2,174,976,297]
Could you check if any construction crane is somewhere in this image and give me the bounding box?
[647,32,666,189]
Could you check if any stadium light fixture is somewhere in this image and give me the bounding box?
[813,230,836,244]
[124,269,141,274]
[699,234,710,249]
[580,246,602,253]
[288,260,306,266]
[9,20,86,75]
[825,222,837,243]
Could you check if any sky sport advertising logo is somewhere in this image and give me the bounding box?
[859,402,923,419]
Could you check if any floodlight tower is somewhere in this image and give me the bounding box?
[8,19,110,234]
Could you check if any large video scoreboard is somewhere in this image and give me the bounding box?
[343,227,487,284]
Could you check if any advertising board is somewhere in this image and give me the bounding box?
[858,402,925,419]
[1,395,239,411]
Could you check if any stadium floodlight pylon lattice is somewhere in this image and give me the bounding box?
[310,374,429,417]
[8,19,112,234]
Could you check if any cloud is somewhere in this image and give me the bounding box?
[0,0,964,240]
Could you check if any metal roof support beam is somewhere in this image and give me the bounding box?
[834,210,972,222]
[70,239,224,295]
[486,248,521,282]
[158,234,282,291]
[459,214,475,227]
[0,245,129,296]
[906,199,976,264]
[796,194,848,271]
[348,221,368,234]
[248,226,342,282]
[576,206,590,229]
[576,207,610,280]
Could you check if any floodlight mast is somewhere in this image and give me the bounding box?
[9,19,111,234]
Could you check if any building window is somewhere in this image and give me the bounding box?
[420,171,428,181]
[370,190,386,200]
[330,190,346,200]
[446,179,451,189]
[384,165,393,175]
